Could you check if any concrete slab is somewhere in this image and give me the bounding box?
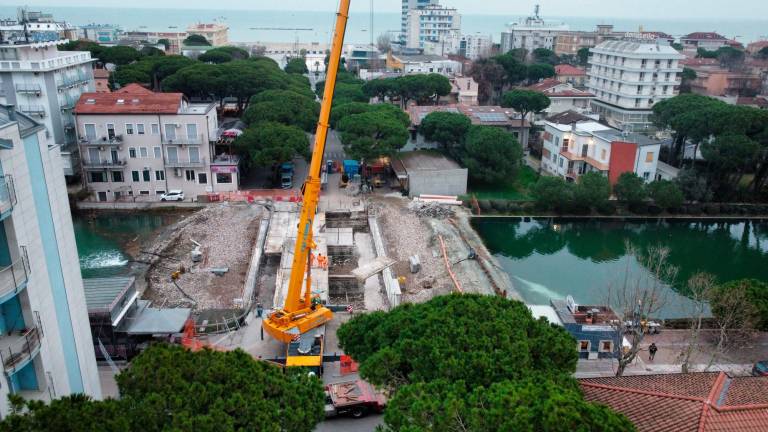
[326,227,355,247]
[265,204,298,255]
[351,256,396,281]
[354,232,386,311]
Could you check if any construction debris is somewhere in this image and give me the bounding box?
[407,200,455,219]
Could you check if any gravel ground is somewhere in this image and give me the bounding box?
[143,203,264,309]
[371,195,504,303]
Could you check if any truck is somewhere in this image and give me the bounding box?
[324,380,386,419]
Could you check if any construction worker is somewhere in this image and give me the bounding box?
[317,253,328,270]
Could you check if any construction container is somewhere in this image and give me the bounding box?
[343,160,359,176]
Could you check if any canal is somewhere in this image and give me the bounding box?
[73,211,187,278]
[472,218,768,318]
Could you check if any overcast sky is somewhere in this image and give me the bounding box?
[9,0,768,19]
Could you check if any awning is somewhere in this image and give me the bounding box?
[124,300,191,335]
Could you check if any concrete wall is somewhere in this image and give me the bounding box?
[408,168,467,197]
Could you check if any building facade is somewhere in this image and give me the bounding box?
[500,6,568,54]
[587,37,683,129]
[0,9,76,44]
[526,78,595,116]
[555,64,588,87]
[122,31,187,55]
[688,65,762,97]
[681,32,730,50]
[400,0,440,44]
[78,24,123,44]
[540,110,662,184]
[0,41,95,177]
[386,53,462,76]
[457,33,492,60]
[0,105,101,416]
[405,5,461,50]
[74,85,239,202]
[186,23,229,47]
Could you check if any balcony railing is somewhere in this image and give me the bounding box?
[164,157,206,168]
[162,134,205,146]
[18,105,46,117]
[15,83,42,95]
[0,175,18,219]
[0,247,30,303]
[82,159,127,169]
[56,75,89,89]
[79,136,124,146]
[0,324,42,374]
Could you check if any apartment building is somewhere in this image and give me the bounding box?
[424,33,491,60]
[688,65,762,97]
[400,0,439,44]
[587,36,683,129]
[540,110,662,184]
[449,76,479,105]
[0,41,96,177]
[386,53,462,76]
[74,84,239,202]
[405,4,461,50]
[0,9,76,44]
[555,64,588,87]
[0,105,101,416]
[500,6,568,54]
[122,31,187,55]
[78,24,123,44]
[186,23,229,47]
[681,32,730,51]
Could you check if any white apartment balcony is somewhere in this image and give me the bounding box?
[0,322,42,375]
[161,134,205,146]
[56,74,90,90]
[79,135,124,146]
[0,248,30,305]
[18,105,46,118]
[164,157,206,168]
[14,83,42,95]
[82,158,127,170]
[0,175,17,222]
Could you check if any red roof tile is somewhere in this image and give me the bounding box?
[683,32,728,41]
[580,373,768,432]
[74,85,183,115]
[525,79,594,98]
[554,64,586,76]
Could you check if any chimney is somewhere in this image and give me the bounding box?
[571,121,577,133]
[7,105,16,121]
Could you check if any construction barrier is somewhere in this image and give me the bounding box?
[207,189,300,203]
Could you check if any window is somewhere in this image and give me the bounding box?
[555,136,560,147]
[154,147,161,159]
[139,190,150,195]
[643,172,650,180]
[167,147,178,163]
[578,340,590,352]
[137,124,145,135]
[198,173,208,184]
[601,149,607,160]
[155,170,165,181]
[129,148,137,158]
[126,123,134,135]
[131,171,140,182]
[156,190,166,196]
[107,123,115,139]
[599,340,613,353]
[216,173,233,184]
[165,124,177,140]
[84,123,97,140]
[646,152,654,162]
[89,172,106,183]
[185,170,195,181]
[140,147,148,158]
[558,157,564,168]
[112,171,124,182]
[189,147,200,163]
[142,170,151,182]
[151,123,159,135]
[186,124,197,142]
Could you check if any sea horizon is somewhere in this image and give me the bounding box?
[1,5,766,45]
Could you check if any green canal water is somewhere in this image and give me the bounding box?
[472,218,768,318]
[73,211,186,278]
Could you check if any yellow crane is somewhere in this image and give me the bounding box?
[262,0,351,344]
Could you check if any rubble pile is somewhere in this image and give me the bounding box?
[407,200,455,219]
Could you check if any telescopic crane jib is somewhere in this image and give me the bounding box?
[262,0,352,344]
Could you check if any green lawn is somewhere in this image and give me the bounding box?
[462,165,539,201]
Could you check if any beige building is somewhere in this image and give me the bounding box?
[187,23,229,47]
[74,84,239,202]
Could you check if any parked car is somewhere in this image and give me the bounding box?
[160,190,184,202]
[753,361,768,376]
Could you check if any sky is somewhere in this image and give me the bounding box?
[10,0,768,20]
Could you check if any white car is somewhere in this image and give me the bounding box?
[160,190,185,202]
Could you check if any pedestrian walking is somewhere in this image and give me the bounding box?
[649,343,658,361]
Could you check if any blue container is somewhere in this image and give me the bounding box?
[343,160,359,176]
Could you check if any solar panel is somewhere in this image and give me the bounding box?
[474,112,508,122]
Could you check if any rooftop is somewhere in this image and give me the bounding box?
[83,277,135,311]
[554,64,586,76]
[592,40,683,58]
[74,84,184,115]
[0,104,44,137]
[592,128,662,147]
[551,299,619,325]
[392,53,454,63]
[580,372,768,432]
[397,151,461,172]
[408,104,530,128]
[683,32,728,41]
[526,78,594,97]
[545,109,595,125]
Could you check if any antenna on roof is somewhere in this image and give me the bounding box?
[534,4,541,19]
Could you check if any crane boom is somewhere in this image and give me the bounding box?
[263,0,351,343]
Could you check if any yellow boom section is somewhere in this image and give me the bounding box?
[263,0,351,343]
